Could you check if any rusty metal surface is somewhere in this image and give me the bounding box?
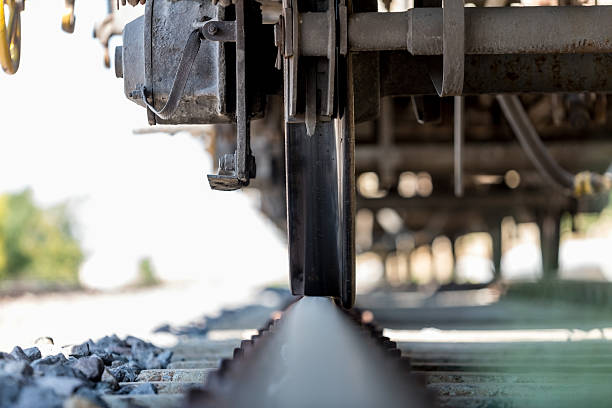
[150,0,229,124]
[464,53,612,94]
[381,52,612,96]
[348,12,407,52]
[380,52,436,96]
[410,6,612,56]
[345,7,612,56]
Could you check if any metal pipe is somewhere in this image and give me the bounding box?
[348,12,408,52]
[343,6,612,55]
[303,6,612,56]
[410,6,612,55]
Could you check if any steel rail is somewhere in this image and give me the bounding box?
[189,297,432,408]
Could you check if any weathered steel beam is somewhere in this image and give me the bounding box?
[355,141,612,175]
[380,52,612,95]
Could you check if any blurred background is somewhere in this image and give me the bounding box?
[1,0,612,353]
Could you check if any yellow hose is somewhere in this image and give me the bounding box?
[0,0,21,75]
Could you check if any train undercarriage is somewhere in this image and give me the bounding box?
[110,0,612,307]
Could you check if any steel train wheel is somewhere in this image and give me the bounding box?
[286,122,341,298]
[285,54,356,308]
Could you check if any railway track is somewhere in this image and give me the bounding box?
[3,282,612,407]
[91,283,612,408]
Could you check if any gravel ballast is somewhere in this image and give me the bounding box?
[0,335,172,408]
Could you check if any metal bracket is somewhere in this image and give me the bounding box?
[430,0,464,96]
[207,0,255,191]
[199,20,236,42]
[322,0,336,119]
[280,0,341,131]
[338,1,347,56]
[282,0,299,121]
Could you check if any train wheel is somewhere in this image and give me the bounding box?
[285,58,356,308]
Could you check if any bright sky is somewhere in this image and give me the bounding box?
[0,0,288,289]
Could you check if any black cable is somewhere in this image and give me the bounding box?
[496,95,575,192]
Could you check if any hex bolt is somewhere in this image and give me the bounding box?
[207,24,218,36]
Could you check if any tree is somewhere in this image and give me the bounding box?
[0,189,83,283]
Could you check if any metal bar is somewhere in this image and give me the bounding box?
[318,6,612,56]
[410,6,612,56]
[453,96,464,197]
[235,0,248,181]
[331,6,612,55]
[348,12,408,52]
[301,6,612,64]
[300,11,408,55]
